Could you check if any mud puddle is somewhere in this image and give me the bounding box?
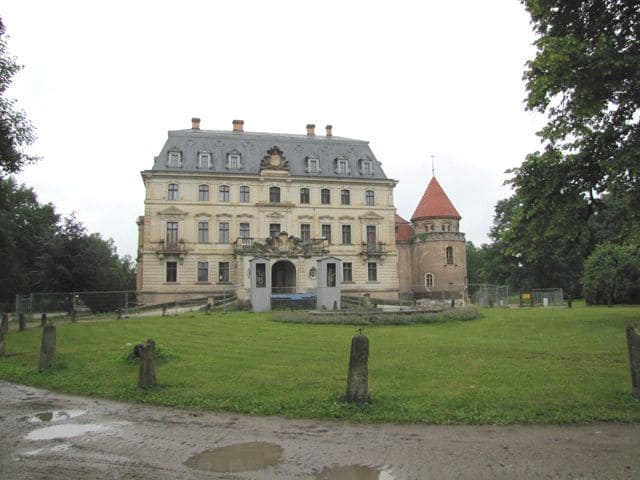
[27,423,109,440]
[315,465,395,480]
[184,442,283,473]
[29,410,85,423]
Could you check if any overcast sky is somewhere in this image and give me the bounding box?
[3,0,544,258]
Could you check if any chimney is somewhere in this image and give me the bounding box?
[232,119,244,133]
[306,124,315,136]
[325,124,333,137]
[191,117,200,130]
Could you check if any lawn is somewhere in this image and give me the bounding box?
[0,306,639,424]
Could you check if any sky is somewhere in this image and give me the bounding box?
[3,0,545,259]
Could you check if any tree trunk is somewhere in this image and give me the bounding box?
[345,334,369,403]
[18,313,26,331]
[1,313,8,334]
[39,325,56,371]
[138,339,157,389]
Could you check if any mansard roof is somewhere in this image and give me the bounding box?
[150,126,388,180]
[411,176,461,221]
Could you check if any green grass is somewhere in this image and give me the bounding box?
[1,306,639,424]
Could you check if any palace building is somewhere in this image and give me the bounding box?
[136,119,467,304]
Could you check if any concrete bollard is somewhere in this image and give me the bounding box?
[345,333,370,403]
[18,313,26,331]
[626,324,640,399]
[41,313,48,328]
[138,339,157,389]
[1,313,8,334]
[39,324,56,371]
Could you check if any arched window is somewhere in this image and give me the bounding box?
[269,186,281,203]
[446,246,454,265]
[425,273,434,288]
[218,185,230,202]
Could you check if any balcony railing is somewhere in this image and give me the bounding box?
[156,239,187,259]
[360,242,386,256]
[233,236,328,257]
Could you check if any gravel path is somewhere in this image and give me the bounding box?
[1,381,639,479]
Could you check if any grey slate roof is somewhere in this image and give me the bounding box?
[151,129,389,180]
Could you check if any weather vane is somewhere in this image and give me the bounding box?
[431,154,435,177]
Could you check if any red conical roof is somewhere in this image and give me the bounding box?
[411,177,461,221]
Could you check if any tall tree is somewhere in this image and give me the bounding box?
[520,0,640,210]
[0,17,38,176]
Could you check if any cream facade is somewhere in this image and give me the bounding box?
[137,120,400,304]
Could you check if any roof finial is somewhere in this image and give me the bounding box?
[431,154,435,177]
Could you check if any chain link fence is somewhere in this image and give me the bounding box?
[468,284,510,307]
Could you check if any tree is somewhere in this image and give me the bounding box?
[520,0,640,211]
[0,17,38,176]
[582,243,640,305]
[0,177,58,306]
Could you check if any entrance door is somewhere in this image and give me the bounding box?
[271,261,296,294]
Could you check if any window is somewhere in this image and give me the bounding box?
[219,185,230,202]
[343,262,353,282]
[197,262,209,282]
[166,221,178,245]
[425,273,434,288]
[446,246,454,265]
[239,222,250,239]
[367,262,377,282]
[269,186,281,203]
[360,159,373,175]
[300,223,311,242]
[335,158,349,174]
[218,222,229,243]
[307,156,320,173]
[197,152,211,169]
[269,223,281,238]
[166,261,177,282]
[168,183,178,200]
[341,189,350,205]
[366,225,377,248]
[321,188,330,204]
[197,221,209,243]
[198,185,209,201]
[218,262,230,282]
[322,224,332,244]
[442,224,446,231]
[365,190,374,206]
[167,151,181,167]
[341,225,351,244]
[227,153,241,169]
[240,185,250,203]
[256,263,266,288]
[300,188,310,204]
[446,223,451,232]
[327,263,336,287]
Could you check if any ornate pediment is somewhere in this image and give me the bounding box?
[234,233,328,258]
[157,206,188,217]
[260,146,289,171]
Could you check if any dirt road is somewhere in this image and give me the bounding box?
[1,381,639,479]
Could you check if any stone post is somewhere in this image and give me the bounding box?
[345,333,369,403]
[116,308,122,320]
[41,313,48,328]
[626,324,640,399]
[39,324,56,371]
[138,339,157,388]
[1,313,8,334]
[161,306,167,317]
[18,313,26,331]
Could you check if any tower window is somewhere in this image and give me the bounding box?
[446,246,454,265]
[425,273,434,288]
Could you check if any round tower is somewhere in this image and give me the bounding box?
[409,177,467,301]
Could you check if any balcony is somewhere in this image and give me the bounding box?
[360,242,387,257]
[233,236,328,257]
[156,239,187,259]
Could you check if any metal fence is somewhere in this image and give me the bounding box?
[532,288,564,307]
[468,284,510,307]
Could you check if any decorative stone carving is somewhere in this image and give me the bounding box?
[260,146,289,171]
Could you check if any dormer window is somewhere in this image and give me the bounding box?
[227,152,241,170]
[167,151,182,168]
[335,157,349,175]
[198,152,212,169]
[359,159,374,175]
[306,156,320,174]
